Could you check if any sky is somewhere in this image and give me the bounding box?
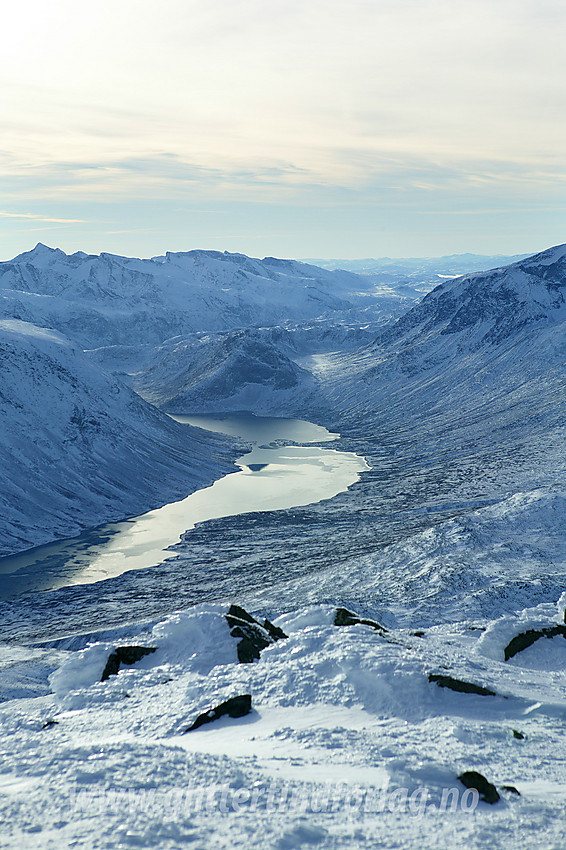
[1,0,565,260]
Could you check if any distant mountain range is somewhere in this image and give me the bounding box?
[301,252,530,280]
[0,244,419,352]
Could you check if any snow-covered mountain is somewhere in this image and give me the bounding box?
[379,242,566,347]
[0,244,417,353]
[0,320,233,556]
[133,245,566,421]
[318,243,566,426]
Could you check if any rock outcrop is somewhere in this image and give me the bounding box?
[504,625,566,661]
[428,674,496,696]
[225,605,287,664]
[458,771,500,804]
[334,608,387,632]
[100,646,157,681]
[184,694,252,732]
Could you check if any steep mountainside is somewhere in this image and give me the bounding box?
[0,320,233,556]
[318,243,566,425]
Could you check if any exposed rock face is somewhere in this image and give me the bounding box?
[262,618,288,641]
[100,646,157,681]
[458,771,500,804]
[428,674,496,696]
[504,625,566,660]
[140,329,314,414]
[334,608,387,632]
[183,694,252,732]
[225,605,288,664]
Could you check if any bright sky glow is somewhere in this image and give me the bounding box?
[1,0,565,259]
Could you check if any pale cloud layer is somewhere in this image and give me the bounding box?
[1,0,565,258]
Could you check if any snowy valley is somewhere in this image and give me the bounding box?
[1,244,566,848]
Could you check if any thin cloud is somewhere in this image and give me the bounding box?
[0,211,85,223]
[417,207,566,216]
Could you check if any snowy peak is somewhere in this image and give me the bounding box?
[11,243,66,263]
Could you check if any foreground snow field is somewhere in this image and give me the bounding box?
[2,244,566,848]
[2,601,566,848]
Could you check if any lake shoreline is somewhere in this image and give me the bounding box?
[0,413,369,600]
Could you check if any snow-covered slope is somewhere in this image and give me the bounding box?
[317,243,566,427]
[3,598,566,848]
[0,320,234,556]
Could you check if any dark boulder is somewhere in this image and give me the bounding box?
[501,785,521,796]
[428,674,496,696]
[504,625,566,661]
[458,771,500,804]
[100,646,157,681]
[41,719,59,729]
[334,607,387,632]
[512,729,525,740]
[183,694,252,732]
[225,605,287,664]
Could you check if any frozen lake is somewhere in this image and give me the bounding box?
[0,414,369,598]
